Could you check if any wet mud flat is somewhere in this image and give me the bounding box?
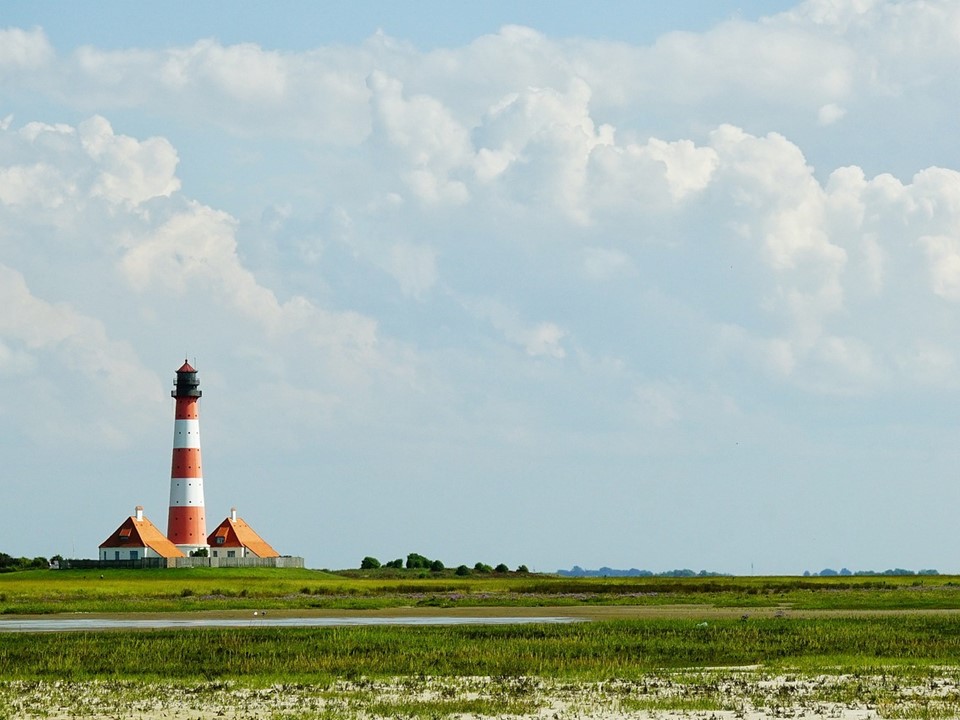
[4,672,960,719]
[6,603,960,634]
[0,604,784,633]
[0,613,581,632]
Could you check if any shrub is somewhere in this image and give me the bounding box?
[360,556,381,570]
[494,563,509,573]
[406,553,431,570]
[474,562,493,573]
[430,560,444,572]
[516,564,529,573]
[0,553,49,572]
[455,565,470,576]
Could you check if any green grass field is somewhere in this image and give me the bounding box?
[8,571,960,717]
[5,569,960,680]
[4,567,960,614]
[4,616,960,682]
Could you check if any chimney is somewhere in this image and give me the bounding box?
[135,505,144,522]
[230,507,237,522]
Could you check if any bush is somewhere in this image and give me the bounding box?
[455,565,470,576]
[430,559,444,572]
[406,553,432,570]
[516,564,529,573]
[494,563,509,573]
[474,562,493,573]
[0,553,49,572]
[360,556,381,570]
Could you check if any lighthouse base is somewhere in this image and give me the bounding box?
[175,544,211,557]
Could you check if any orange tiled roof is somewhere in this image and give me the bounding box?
[206,515,279,558]
[100,514,186,558]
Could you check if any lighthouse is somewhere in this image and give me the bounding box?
[166,360,209,555]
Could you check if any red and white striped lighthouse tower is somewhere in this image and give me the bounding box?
[167,360,208,554]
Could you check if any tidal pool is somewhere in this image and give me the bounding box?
[0,614,580,632]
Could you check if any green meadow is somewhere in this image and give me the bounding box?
[6,616,960,682]
[8,571,960,718]
[4,567,960,614]
[5,570,960,680]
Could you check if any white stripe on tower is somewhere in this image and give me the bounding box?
[173,419,201,448]
[166,359,208,554]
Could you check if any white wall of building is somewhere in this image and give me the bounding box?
[211,546,250,559]
[99,546,168,561]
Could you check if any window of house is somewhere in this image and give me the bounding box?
[227,550,236,558]
[130,550,138,560]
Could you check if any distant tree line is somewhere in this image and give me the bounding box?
[558,566,729,578]
[803,568,939,577]
[0,553,55,573]
[360,553,529,575]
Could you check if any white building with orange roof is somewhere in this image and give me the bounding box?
[99,506,186,561]
[207,508,279,559]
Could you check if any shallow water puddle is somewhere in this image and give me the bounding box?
[0,614,580,632]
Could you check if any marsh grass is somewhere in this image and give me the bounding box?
[10,572,960,717]
[8,673,960,719]
[365,697,540,716]
[617,696,731,711]
[6,617,960,682]
[6,569,960,614]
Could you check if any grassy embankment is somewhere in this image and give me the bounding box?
[4,567,960,614]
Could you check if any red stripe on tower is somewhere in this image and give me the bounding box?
[166,359,208,554]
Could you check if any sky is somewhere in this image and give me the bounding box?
[2,0,960,575]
